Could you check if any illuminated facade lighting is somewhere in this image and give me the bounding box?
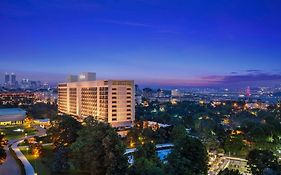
[58,73,135,128]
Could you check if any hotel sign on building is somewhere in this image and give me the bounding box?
[58,72,135,128]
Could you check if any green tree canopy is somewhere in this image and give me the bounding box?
[71,117,128,175]
[48,115,82,172]
[246,149,281,175]
[48,115,82,149]
[0,134,7,165]
[167,128,208,175]
[130,142,164,175]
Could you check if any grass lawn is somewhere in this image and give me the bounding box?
[20,145,52,175]
[0,124,37,140]
[20,145,89,175]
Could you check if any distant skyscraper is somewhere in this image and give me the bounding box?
[4,73,10,85]
[11,73,16,85]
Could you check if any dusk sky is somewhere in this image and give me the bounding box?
[1,0,281,87]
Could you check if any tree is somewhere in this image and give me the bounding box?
[29,143,42,156]
[48,115,82,149]
[247,149,281,175]
[48,115,82,172]
[218,168,242,175]
[130,157,165,175]
[166,131,208,175]
[25,102,57,119]
[52,147,70,172]
[171,125,186,142]
[129,142,164,175]
[71,117,128,175]
[134,142,159,161]
[0,134,7,165]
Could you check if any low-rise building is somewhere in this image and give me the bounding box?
[0,108,26,125]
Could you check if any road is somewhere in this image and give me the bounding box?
[0,141,21,175]
[0,125,46,175]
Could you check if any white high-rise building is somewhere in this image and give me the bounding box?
[58,72,135,128]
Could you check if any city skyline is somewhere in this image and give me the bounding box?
[1,0,281,87]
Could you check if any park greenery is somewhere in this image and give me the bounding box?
[43,116,209,175]
[246,149,281,175]
[136,100,281,157]
[0,134,7,165]
[25,102,57,119]
[128,125,208,175]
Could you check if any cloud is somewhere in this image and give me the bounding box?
[222,73,281,83]
[245,69,262,73]
[103,19,153,28]
[198,72,281,87]
[133,71,281,88]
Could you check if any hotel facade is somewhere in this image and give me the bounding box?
[58,72,135,128]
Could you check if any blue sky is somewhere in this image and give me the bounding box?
[1,0,281,87]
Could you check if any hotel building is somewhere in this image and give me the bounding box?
[58,72,135,128]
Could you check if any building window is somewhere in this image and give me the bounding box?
[112,114,117,116]
[112,88,117,90]
[127,109,131,111]
[112,101,117,104]
[112,118,117,121]
[127,105,131,107]
[127,117,131,120]
[127,113,131,116]
[112,109,117,112]
[112,96,117,99]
